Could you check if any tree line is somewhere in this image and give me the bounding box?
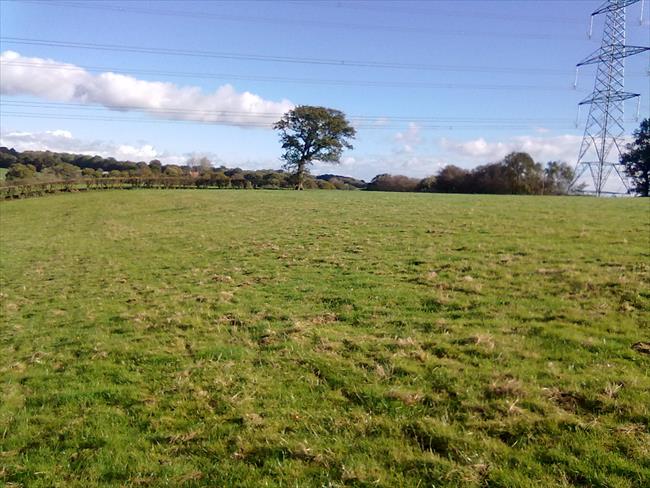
[1,146,575,195]
[0,146,575,197]
[0,147,366,191]
[368,153,576,195]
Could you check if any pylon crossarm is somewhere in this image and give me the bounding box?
[577,45,649,65]
[592,0,641,16]
[578,92,641,105]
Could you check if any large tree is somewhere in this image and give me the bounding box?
[501,152,543,194]
[435,165,470,193]
[621,118,649,197]
[274,106,356,190]
[543,161,575,195]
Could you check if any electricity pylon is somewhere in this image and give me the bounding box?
[572,0,648,196]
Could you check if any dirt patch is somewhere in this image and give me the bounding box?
[211,274,233,283]
[310,312,339,325]
[486,377,524,399]
[217,314,244,327]
[424,270,438,280]
[615,423,646,435]
[459,334,495,350]
[243,413,264,427]
[631,342,650,355]
[219,291,234,302]
[386,390,423,406]
[544,387,603,414]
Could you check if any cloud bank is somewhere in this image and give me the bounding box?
[1,129,168,162]
[0,51,293,127]
[0,129,281,169]
[394,122,422,154]
[439,134,583,164]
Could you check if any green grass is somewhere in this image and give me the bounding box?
[1,190,649,487]
[0,168,7,181]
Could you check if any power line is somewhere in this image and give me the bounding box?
[0,100,590,124]
[0,110,268,127]
[0,103,587,129]
[306,1,587,24]
[0,101,286,120]
[0,60,593,92]
[0,111,584,131]
[5,36,646,77]
[22,0,590,25]
[20,0,595,42]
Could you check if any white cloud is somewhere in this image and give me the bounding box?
[48,129,73,139]
[311,153,445,181]
[325,131,593,181]
[1,129,166,162]
[394,122,422,148]
[0,129,284,169]
[0,51,293,127]
[439,134,584,164]
[115,144,159,161]
[311,122,442,180]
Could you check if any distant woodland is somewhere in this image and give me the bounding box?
[1,147,575,196]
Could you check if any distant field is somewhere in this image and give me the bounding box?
[1,190,649,487]
[0,168,7,180]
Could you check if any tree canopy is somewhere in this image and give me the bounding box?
[274,106,356,190]
[2,147,576,197]
[621,118,649,197]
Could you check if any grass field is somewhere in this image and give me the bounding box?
[1,190,649,487]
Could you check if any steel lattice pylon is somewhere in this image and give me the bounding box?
[572,0,648,196]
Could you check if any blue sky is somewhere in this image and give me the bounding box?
[1,0,648,181]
